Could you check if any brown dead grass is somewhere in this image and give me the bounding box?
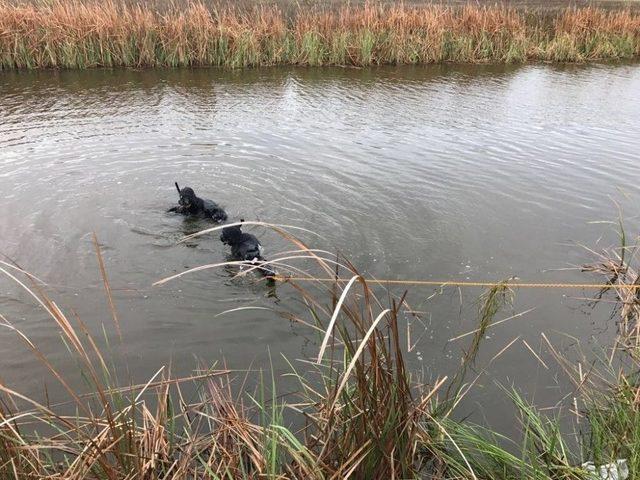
[0,1,639,68]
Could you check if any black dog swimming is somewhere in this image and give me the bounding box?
[220,220,276,278]
[169,183,227,223]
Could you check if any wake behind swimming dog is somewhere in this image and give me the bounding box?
[169,183,227,223]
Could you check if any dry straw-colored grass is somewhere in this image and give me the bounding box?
[0,231,453,479]
[0,1,639,68]
[4,219,640,478]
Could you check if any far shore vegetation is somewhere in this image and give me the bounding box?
[1,220,640,478]
[1,1,639,69]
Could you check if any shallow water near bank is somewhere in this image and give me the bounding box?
[1,63,640,436]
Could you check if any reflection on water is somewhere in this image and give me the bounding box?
[1,63,640,434]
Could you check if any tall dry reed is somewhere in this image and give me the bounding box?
[0,230,455,479]
[3,218,640,478]
[0,1,639,69]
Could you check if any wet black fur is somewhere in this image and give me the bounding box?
[169,186,227,223]
[220,221,276,278]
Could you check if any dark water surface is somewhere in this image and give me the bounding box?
[1,63,640,434]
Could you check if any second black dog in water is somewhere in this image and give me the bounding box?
[220,220,276,278]
[169,183,228,223]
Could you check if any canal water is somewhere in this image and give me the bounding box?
[1,63,639,433]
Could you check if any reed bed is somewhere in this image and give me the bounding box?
[2,221,640,478]
[1,1,639,69]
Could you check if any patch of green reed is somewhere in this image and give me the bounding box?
[328,32,349,64]
[508,389,586,480]
[583,385,640,476]
[432,420,532,479]
[358,30,376,65]
[305,31,331,66]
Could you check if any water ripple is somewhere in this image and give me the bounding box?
[1,63,640,423]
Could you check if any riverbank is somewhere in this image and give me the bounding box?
[1,224,639,479]
[1,1,639,69]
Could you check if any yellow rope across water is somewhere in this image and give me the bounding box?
[272,276,640,290]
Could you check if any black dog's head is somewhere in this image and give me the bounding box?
[220,219,244,245]
[178,187,197,208]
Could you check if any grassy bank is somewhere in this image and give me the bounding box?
[1,223,640,478]
[1,1,639,69]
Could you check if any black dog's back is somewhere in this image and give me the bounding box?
[232,232,263,261]
[202,198,227,222]
[220,224,261,260]
[220,222,275,278]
